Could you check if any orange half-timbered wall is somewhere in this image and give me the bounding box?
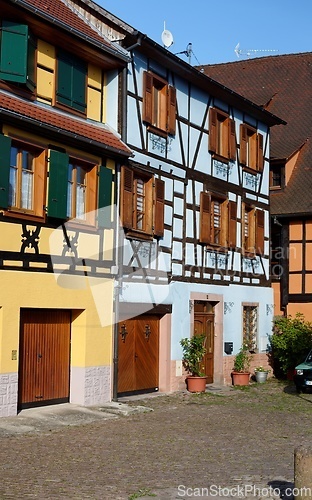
[286,220,312,320]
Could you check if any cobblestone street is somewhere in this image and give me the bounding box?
[0,380,311,499]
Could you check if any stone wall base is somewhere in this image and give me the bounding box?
[0,373,18,417]
[70,365,111,406]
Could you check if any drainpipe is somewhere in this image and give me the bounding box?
[112,65,128,401]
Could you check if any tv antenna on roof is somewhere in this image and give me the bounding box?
[175,42,200,65]
[234,42,278,59]
[161,22,174,48]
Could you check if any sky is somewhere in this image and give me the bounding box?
[94,0,312,65]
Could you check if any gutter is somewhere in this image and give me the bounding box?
[112,65,128,402]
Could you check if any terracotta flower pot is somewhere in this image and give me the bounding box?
[186,376,207,393]
[232,372,250,386]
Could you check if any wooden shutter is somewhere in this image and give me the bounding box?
[153,178,165,237]
[98,165,113,228]
[57,53,86,113]
[47,150,69,219]
[199,192,211,244]
[240,124,247,165]
[228,119,236,161]
[256,210,265,255]
[167,86,176,135]
[72,58,87,113]
[121,166,133,229]
[143,72,153,124]
[228,201,237,248]
[208,108,217,153]
[0,22,28,83]
[257,133,264,171]
[0,134,11,209]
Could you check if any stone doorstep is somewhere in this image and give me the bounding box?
[95,401,154,416]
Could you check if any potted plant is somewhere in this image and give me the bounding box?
[232,344,251,386]
[254,366,270,384]
[180,334,207,392]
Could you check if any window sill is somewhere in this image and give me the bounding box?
[125,229,154,242]
[146,125,168,138]
[2,209,45,224]
[211,153,230,164]
[206,245,228,254]
[242,166,263,175]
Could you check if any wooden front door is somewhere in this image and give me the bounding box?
[194,301,214,383]
[18,309,71,408]
[117,315,159,395]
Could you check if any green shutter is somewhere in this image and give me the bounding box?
[72,60,87,113]
[0,134,11,209]
[98,165,112,228]
[26,31,36,92]
[0,22,28,83]
[47,150,69,219]
[56,53,73,108]
[57,52,86,113]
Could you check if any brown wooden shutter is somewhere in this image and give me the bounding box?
[209,108,217,153]
[240,124,247,165]
[143,72,153,124]
[167,86,176,135]
[256,209,265,255]
[228,201,237,248]
[153,178,165,237]
[121,166,133,229]
[199,192,211,244]
[257,133,264,171]
[228,119,236,161]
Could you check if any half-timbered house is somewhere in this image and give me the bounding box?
[0,0,132,416]
[201,53,312,321]
[88,14,284,392]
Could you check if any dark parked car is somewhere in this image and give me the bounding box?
[294,350,312,393]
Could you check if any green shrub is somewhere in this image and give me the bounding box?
[270,313,312,375]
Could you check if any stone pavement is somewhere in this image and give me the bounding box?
[0,381,311,499]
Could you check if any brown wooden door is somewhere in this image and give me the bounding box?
[117,315,159,394]
[18,309,71,408]
[194,302,214,384]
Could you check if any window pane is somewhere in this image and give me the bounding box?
[21,150,34,209]
[75,166,86,220]
[9,147,18,207]
[135,178,144,230]
[67,163,74,218]
[212,200,221,244]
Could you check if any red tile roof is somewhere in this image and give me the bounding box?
[0,91,132,157]
[200,53,312,215]
[15,0,126,58]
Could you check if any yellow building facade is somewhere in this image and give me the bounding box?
[0,0,130,416]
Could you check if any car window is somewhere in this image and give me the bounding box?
[306,351,312,363]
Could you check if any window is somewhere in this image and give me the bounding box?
[0,21,36,91]
[242,204,265,255]
[0,135,45,218]
[67,162,88,220]
[209,108,236,161]
[143,71,176,136]
[48,151,110,227]
[0,135,112,226]
[242,305,258,352]
[56,51,87,113]
[240,124,263,171]
[199,192,237,249]
[270,162,285,189]
[121,166,165,239]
